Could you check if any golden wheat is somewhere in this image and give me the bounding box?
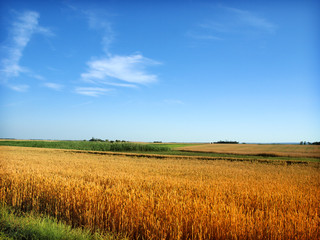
[0,146,319,239]
[178,143,320,158]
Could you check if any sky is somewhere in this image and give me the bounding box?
[0,0,319,143]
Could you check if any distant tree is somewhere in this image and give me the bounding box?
[300,141,303,145]
[214,140,239,144]
[89,137,104,142]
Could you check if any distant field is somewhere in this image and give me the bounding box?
[0,140,171,152]
[1,146,319,239]
[177,143,320,158]
[1,140,319,162]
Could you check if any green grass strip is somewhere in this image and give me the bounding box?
[0,205,123,240]
[0,141,171,152]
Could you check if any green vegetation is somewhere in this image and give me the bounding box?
[0,140,319,163]
[213,140,239,144]
[0,205,122,240]
[0,140,171,152]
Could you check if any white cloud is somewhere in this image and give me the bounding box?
[186,31,222,41]
[75,87,112,97]
[101,82,137,88]
[31,74,45,80]
[226,7,276,33]
[189,6,276,42]
[43,82,63,91]
[0,63,28,79]
[8,84,29,92]
[72,7,160,96]
[12,11,39,47]
[81,54,160,87]
[36,26,54,36]
[67,5,114,54]
[0,10,52,87]
[84,10,114,53]
[199,22,229,33]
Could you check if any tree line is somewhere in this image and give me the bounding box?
[300,141,320,145]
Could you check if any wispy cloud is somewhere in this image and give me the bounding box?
[198,22,229,33]
[70,6,160,96]
[0,10,52,90]
[189,6,276,42]
[43,82,63,91]
[83,10,114,53]
[186,31,222,41]
[75,87,112,97]
[225,7,276,33]
[81,54,160,87]
[8,84,29,92]
[1,11,39,80]
[67,4,114,53]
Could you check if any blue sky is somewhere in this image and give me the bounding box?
[0,0,319,142]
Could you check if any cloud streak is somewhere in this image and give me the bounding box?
[0,10,52,90]
[189,6,276,42]
[83,10,114,53]
[8,84,29,92]
[43,82,64,91]
[1,11,39,80]
[81,54,160,87]
[75,87,112,97]
[67,4,114,53]
[186,31,222,41]
[225,7,277,33]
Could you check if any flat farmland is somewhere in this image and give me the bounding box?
[1,146,319,239]
[177,144,320,158]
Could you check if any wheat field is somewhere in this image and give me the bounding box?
[0,146,319,239]
[178,144,320,158]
